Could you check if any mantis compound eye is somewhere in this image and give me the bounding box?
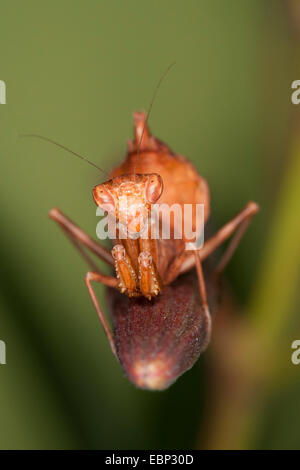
[92,184,115,212]
[145,173,163,204]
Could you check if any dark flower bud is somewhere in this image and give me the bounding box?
[108,271,212,390]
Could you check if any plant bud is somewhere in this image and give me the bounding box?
[107,271,212,390]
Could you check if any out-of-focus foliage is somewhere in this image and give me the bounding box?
[0,0,299,449]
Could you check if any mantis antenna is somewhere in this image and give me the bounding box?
[20,133,109,176]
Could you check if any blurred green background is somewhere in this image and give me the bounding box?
[0,0,300,449]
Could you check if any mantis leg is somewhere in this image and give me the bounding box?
[212,216,253,279]
[85,271,118,356]
[199,201,259,264]
[50,208,118,353]
[167,201,259,283]
[193,251,212,350]
[49,208,113,267]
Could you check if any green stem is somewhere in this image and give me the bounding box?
[249,137,300,345]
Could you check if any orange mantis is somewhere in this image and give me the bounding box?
[24,68,258,389]
[46,113,258,390]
